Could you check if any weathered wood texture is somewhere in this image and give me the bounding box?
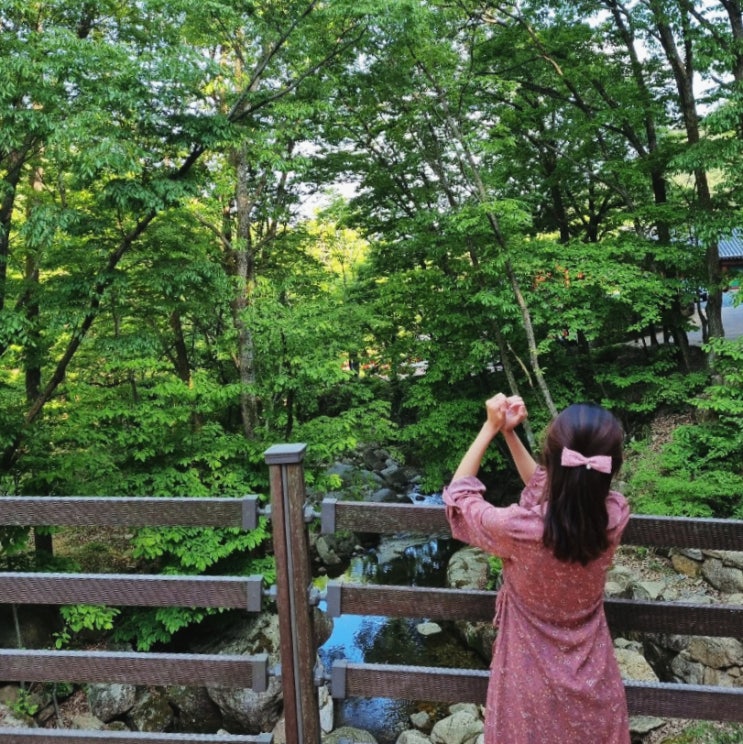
[326,582,743,637]
[331,661,743,722]
[0,496,258,528]
[0,572,262,610]
[323,499,743,550]
[0,650,268,689]
[265,444,321,744]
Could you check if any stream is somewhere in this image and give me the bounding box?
[318,493,489,744]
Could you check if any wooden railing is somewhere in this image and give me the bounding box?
[1,444,743,744]
[0,463,280,744]
[320,499,743,724]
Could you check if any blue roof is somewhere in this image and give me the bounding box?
[719,229,743,259]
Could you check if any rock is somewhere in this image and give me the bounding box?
[323,725,378,743]
[272,717,286,744]
[702,667,740,687]
[604,580,630,598]
[71,714,106,730]
[670,652,706,685]
[324,461,386,498]
[360,446,392,473]
[430,708,483,744]
[416,622,442,637]
[0,687,20,707]
[376,534,435,566]
[614,647,659,682]
[704,550,743,570]
[167,686,223,733]
[629,715,665,734]
[318,685,334,734]
[605,566,634,598]
[325,462,357,485]
[105,721,130,731]
[315,532,359,567]
[670,551,702,578]
[369,487,401,503]
[396,731,431,744]
[199,613,284,734]
[209,675,283,735]
[409,710,432,731]
[446,547,497,661]
[0,701,36,729]
[633,580,666,600]
[380,463,410,490]
[678,548,704,561]
[686,637,743,669]
[87,683,137,722]
[447,547,491,590]
[127,688,174,732]
[701,558,743,593]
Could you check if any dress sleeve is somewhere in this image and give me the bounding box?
[443,475,518,558]
[519,466,547,509]
[606,491,631,544]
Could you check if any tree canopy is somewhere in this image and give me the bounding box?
[2,0,743,646]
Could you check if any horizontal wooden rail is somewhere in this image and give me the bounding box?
[321,499,743,550]
[325,582,743,638]
[0,496,261,529]
[322,500,447,536]
[0,572,263,611]
[0,650,268,691]
[622,514,743,551]
[330,661,743,722]
[0,732,272,744]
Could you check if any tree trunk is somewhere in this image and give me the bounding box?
[233,144,259,439]
[27,164,53,559]
[651,1,724,340]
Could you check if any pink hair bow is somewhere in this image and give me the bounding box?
[561,447,612,474]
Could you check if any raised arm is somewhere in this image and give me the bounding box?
[451,393,507,481]
[502,396,537,485]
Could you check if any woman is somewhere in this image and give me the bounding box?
[443,393,631,743]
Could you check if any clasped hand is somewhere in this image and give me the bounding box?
[485,393,527,433]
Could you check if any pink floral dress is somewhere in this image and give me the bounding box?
[444,467,631,744]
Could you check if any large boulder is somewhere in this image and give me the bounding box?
[166,685,223,734]
[127,688,174,732]
[87,683,137,723]
[701,557,743,594]
[446,547,497,661]
[202,612,284,734]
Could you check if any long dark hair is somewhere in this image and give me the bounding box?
[542,403,624,565]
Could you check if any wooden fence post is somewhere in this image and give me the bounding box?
[265,444,321,744]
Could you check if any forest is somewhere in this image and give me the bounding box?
[1,0,743,651]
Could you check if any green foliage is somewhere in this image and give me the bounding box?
[595,348,708,423]
[54,605,121,649]
[112,607,216,653]
[133,521,271,573]
[627,339,743,518]
[111,556,274,651]
[11,688,39,719]
[486,555,503,590]
[4,0,743,664]
[399,395,507,492]
[664,722,743,744]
